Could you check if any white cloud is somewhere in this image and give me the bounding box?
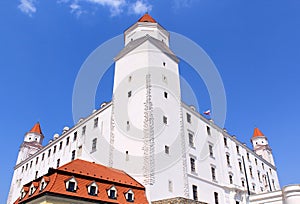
[86,0,126,16]
[70,2,84,17]
[130,0,152,15]
[18,0,37,16]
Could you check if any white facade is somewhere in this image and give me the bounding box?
[8,15,289,204]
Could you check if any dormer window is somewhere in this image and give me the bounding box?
[125,189,135,202]
[87,181,98,196]
[65,177,77,192]
[107,186,117,199]
[40,177,49,191]
[20,187,28,199]
[29,182,38,196]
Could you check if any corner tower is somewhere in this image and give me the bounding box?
[16,122,44,164]
[251,127,275,165]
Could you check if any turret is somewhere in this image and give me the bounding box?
[251,127,275,166]
[16,122,44,164]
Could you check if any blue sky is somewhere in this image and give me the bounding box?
[1,0,300,202]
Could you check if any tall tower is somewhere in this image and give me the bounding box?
[16,122,44,164]
[251,127,275,165]
[110,14,188,201]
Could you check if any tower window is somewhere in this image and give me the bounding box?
[92,138,97,152]
[162,75,167,83]
[35,171,38,179]
[224,137,228,147]
[126,121,130,131]
[36,157,39,165]
[71,150,76,161]
[94,118,98,128]
[262,163,265,170]
[82,126,86,135]
[242,180,245,187]
[207,126,211,136]
[192,185,198,201]
[209,144,214,157]
[59,141,63,150]
[165,145,170,154]
[229,174,233,184]
[211,167,216,181]
[239,161,243,172]
[57,159,60,168]
[26,163,28,170]
[22,166,24,172]
[128,91,132,98]
[255,158,257,165]
[190,157,196,173]
[30,161,33,168]
[249,166,253,177]
[128,76,132,82]
[188,132,194,147]
[48,149,51,158]
[42,153,45,161]
[163,116,168,124]
[73,131,77,141]
[187,113,191,123]
[214,192,219,204]
[247,152,250,160]
[53,145,57,154]
[258,171,261,182]
[164,91,168,98]
[236,145,240,154]
[226,154,231,166]
[66,137,70,146]
[163,62,166,66]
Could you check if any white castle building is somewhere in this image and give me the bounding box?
[7,14,300,204]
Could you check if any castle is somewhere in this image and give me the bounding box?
[8,14,299,204]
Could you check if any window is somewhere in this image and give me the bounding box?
[262,163,265,170]
[226,154,231,166]
[30,161,33,168]
[229,174,233,184]
[73,132,77,141]
[66,137,70,146]
[187,113,191,123]
[269,168,272,175]
[252,183,255,191]
[188,132,194,147]
[258,171,261,182]
[242,180,245,187]
[82,126,86,135]
[55,159,60,168]
[89,186,97,196]
[190,157,196,173]
[162,75,167,83]
[247,152,250,160]
[255,158,257,165]
[126,151,129,161]
[128,91,132,98]
[272,179,275,190]
[36,157,39,165]
[163,116,168,124]
[224,137,228,147]
[125,189,134,202]
[192,185,198,201]
[30,186,35,195]
[48,149,51,157]
[67,181,76,192]
[236,145,240,154]
[168,180,173,192]
[163,62,166,66]
[164,91,168,98]
[126,121,130,131]
[128,76,132,82]
[108,186,117,199]
[35,171,38,179]
[214,192,219,204]
[211,167,216,181]
[71,150,76,161]
[239,161,243,172]
[59,141,63,150]
[42,153,45,161]
[92,138,97,152]
[26,163,28,170]
[22,166,24,172]
[165,145,169,154]
[249,166,253,177]
[207,126,211,135]
[53,145,57,154]
[209,144,214,157]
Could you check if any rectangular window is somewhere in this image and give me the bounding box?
[214,192,219,204]
[92,138,97,152]
[42,153,45,161]
[128,91,132,97]
[211,167,216,181]
[30,161,33,168]
[165,145,170,154]
[224,137,228,147]
[67,182,76,192]
[59,141,63,150]
[209,144,214,157]
[258,171,261,182]
[226,154,230,166]
[229,175,233,184]
[164,91,168,98]
[236,145,240,154]
[242,180,245,187]
[190,158,196,173]
[163,116,168,124]
[187,113,191,123]
[82,126,86,135]
[126,151,129,161]
[26,163,28,170]
[35,171,38,179]
[22,166,24,172]
[73,132,77,141]
[262,163,265,170]
[66,137,70,146]
[57,159,60,168]
[168,180,173,192]
[89,186,97,196]
[48,149,51,157]
[207,126,211,136]
[255,158,258,165]
[94,118,98,128]
[252,184,255,191]
[36,157,39,165]
[239,161,243,172]
[192,185,198,201]
[249,166,253,177]
[71,150,76,161]
[188,132,194,147]
[53,145,57,154]
[247,152,250,160]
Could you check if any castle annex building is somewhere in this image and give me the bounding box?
[8,14,300,204]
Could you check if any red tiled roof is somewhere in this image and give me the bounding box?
[29,122,42,135]
[138,13,156,23]
[252,127,265,138]
[14,159,148,204]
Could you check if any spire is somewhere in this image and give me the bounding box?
[252,127,264,138]
[29,122,42,135]
[138,13,156,23]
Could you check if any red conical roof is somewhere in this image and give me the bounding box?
[138,13,156,23]
[29,122,42,135]
[252,127,264,138]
